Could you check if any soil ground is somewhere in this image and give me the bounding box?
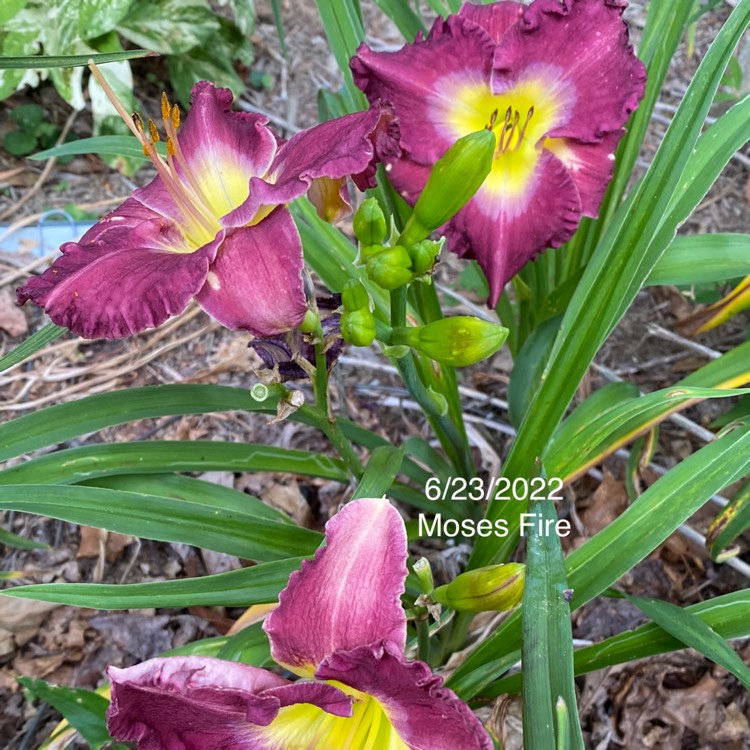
[1,1,749,748]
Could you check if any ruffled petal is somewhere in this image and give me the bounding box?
[224,106,399,227]
[447,149,582,305]
[264,498,408,676]
[107,656,352,750]
[316,641,494,750]
[544,130,622,216]
[16,200,220,339]
[195,206,307,337]
[458,1,525,43]
[492,0,646,142]
[352,16,496,164]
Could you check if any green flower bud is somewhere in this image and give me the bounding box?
[398,316,508,367]
[366,245,413,290]
[399,127,496,247]
[413,557,435,595]
[408,239,442,277]
[341,279,370,313]
[433,563,525,613]
[353,197,387,246]
[341,308,376,347]
[358,244,385,263]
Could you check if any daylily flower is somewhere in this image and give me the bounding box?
[106,498,493,749]
[352,0,647,305]
[17,79,398,339]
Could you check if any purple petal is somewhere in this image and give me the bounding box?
[352,16,496,165]
[224,106,399,227]
[107,656,351,750]
[459,1,525,43]
[493,0,646,143]
[16,201,220,339]
[195,206,307,337]
[264,498,408,675]
[316,641,494,750]
[447,150,582,305]
[545,130,622,216]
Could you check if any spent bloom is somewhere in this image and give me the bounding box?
[353,0,647,304]
[17,77,398,339]
[106,498,493,749]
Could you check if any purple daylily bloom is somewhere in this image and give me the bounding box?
[17,82,398,339]
[106,498,493,749]
[352,0,647,305]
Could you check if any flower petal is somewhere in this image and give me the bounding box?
[264,498,408,676]
[316,641,494,750]
[447,149,582,305]
[16,200,219,339]
[195,206,307,337]
[107,656,351,750]
[458,1,525,43]
[492,0,646,142]
[175,82,277,218]
[352,16,496,164]
[544,130,622,216]
[224,106,399,227]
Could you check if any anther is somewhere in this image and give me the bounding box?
[161,92,171,122]
[148,119,160,143]
[166,137,177,157]
[132,112,145,133]
[487,108,499,131]
[171,104,180,131]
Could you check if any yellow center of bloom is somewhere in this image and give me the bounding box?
[261,683,409,750]
[437,72,572,201]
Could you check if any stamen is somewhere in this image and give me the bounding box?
[88,62,216,241]
[487,108,498,131]
[166,136,177,157]
[513,106,535,152]
[148,119,160,143]
[171,104,180,131]
[495,104,535,155]
[161,92,171,123]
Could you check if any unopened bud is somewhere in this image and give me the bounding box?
[408,239,442,277]
[341,308,376,347]
[341,279,370,313]
[433,563,525,613]
[398,316,508,367]
[399,128,496,247]
[353,197,387,246]
[366,245,413,290]
[413,557,435,595]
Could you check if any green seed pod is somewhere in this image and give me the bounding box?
[399,316,508,367]
[341,279,371,313]
[433,563,525,613]
[413,557,435,595]
[366,245,413,290]
[399,127,496,247]
[408,239,442,277]
[353,197,387,247]
[341,308,376,347]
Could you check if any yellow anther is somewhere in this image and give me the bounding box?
[166,137,176,157]
[148,119,160,143]
[161,92,171,122]
[171,104,180,131]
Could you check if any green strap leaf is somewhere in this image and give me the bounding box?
[625,594,750,691]
[0,324,66,374]
[0,484,322,561]
[647,233,750,286]
[352,445,404,499]
[522,498,584,750]
[17,677,112,749]
[1,558,304,609]
[30,135,167,162]
[0,49,154,69]
[0,441,348,487]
